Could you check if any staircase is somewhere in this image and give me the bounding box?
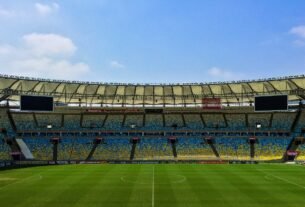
[283,137,304,161]
[86,139,102,161]
[250,142,255,159]
[290,109,302,132]
[6,110,16,131]
[130,138,139,160]
[6,139,24,160]
[206,138,220,158]
[130,143,137,160]
[169,138,177,158]
[15,139,34,159]
[51,139,60,162]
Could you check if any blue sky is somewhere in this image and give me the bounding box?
[0,0,305,83]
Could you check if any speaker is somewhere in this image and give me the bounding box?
[248,137,257,144]
[205,137,214,144]
[171,124,178,129]
[94,138,103,144]
[130,137,140,144]
[249,138,256,144]
[50,138,60,144]
[287,155,296,161]
[168,137,177,144]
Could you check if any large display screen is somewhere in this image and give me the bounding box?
[20,95,53,111]
[254,95,288,111]
[145,109,163,113]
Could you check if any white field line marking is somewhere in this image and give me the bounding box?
[0,174,42,191]
[152,166,155,207]
[268,174,305,189]
[258,169,305,190]
[120,174,186,185]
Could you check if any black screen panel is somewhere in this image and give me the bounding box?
[20,95,53,111]
[255,95,288,111]
[145,109,163,114]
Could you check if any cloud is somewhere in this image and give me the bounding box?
[35,2,59,16]
[0,33,90,80]
[110,60,125,69]
[289,25,305,47]
[207,67,243,81]
[292,39,305,47]
[0,3,59,19]
[290,25,305,39]
[9,58,89,80]
[23,33,77,57]
[0,7,16,18]
[0,45,16,55]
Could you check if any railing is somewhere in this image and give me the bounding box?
[15,129,291,138]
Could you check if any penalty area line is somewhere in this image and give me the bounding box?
[0,174,42,191]
[257,168,305,190]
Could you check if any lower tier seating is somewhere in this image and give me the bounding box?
[216,138,250,160]
[0,137,294,161]
[254,137,292,160]
[0,139,11,160]
[176,138,215,160]
[23,138,53,160]
[134,138,173,160]
[93,138,131,160]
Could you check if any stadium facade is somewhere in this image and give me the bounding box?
[0,74,305,165]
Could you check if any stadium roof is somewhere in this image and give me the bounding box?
[0,74,305,106]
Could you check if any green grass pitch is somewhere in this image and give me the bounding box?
[0,164,305,207]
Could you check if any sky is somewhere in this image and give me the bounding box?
[1,0,305,83]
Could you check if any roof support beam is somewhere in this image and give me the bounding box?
[287,79,305,100]
[90,85,101,105]
[68,84,82,104]
[171,86,175,106]
[111,86,119,105]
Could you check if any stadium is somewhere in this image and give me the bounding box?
[0,74,305,206]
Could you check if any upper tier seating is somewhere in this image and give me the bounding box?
[82,115,106,128]
[295,110,305,133]
[64,115,81,129]
[184,114,204,129]
[225,114,246,130]
[203,114,226,128]
[164,114,184,128]
[0,108,13,133]
[145,114,163,130]
[271,113,296,131]
[36,114,62,129]
[124,115,143,128]
[12,113,36,130]
[248,113,271,130]
[103,115,124,130]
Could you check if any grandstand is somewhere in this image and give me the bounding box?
[0,74,305,163]
[1,74,305,207]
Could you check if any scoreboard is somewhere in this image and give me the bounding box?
[254,95,288,112]
[20,95,53,111]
